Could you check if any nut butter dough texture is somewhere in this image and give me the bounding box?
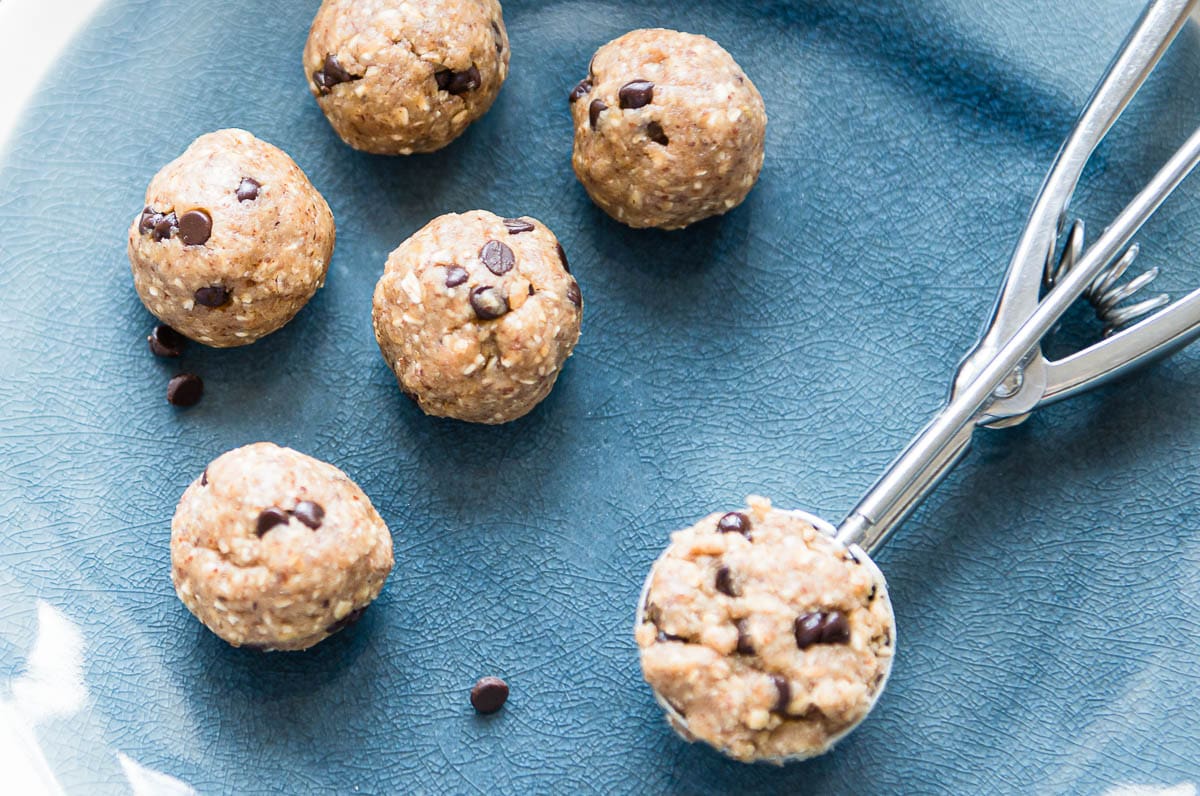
[304,0,509,154]
[571,29,767,229]
[128,129,335,347]
[637,497,895,762]
[373,210,582,424]
[171,443,394,651]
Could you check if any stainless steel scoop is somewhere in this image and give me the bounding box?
[637,0,1200,763]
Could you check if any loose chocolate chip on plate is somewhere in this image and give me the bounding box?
[716,511,751,536]
[292,500,325,530]
[152,212,178,242]
[255,506,290,537]
[503,217,535,234]
[714,565,737,597]
[435,65,481,95]
[735,618,755,655]
[166,373,203,407]
[178,210,212,246]
[480,240,515,275]
[589,99,606,130]
[569,78,592,103]
[326,606,367,635]
[194,285,230,308]
[236,177,261,202]
[444,265,469,288]
[646,121,669,146]
[618,80,654,109]
[314,54,355,94]
[771,676,792,714]
[555,242,570,273]
[565,280,581,308]
[470,285,509,320]
[470,676,509,714]
[147,324,185,358]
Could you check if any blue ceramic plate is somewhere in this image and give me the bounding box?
[2,0,1200,792]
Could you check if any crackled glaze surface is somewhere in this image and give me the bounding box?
[1,0,1199,793]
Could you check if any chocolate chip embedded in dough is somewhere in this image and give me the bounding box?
[326,605,367,635]
[255,507,290,537]
[618,80,654,109]
[480,240,515,275]
[716,512,750,536]
[570,78,593,103]
[714,565,737,597]
[589,99,606,129]
[445,265,469,288]
[236,177,261,202]
[503,218,535,234]
[771,676,792,715]
[178,210,212,246]
[435,65,481,95]
[194,285,230,308]
[470,285,509,320]
[646,121,669,146]
[292,500,325,530]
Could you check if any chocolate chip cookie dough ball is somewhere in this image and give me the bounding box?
[171,443,394,651]
[637,497,895,762]
[372,211,582,424]
[304,0,509,154]
[128,129,335,348]
[570,29,767,230]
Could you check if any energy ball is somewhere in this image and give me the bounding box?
[304,0,509,154]
[171,443,394,651]
[372,210,582,424]
[570,29,767,230]
[636,496,895,762]
[128,129,335,348]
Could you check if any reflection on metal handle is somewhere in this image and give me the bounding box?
[837,123,1200,552]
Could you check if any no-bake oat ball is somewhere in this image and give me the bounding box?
[372,210,582,424]
[637,496,895,762]
[304,0,509,154]
[570,29,767,230]
[171,443,394,652]
[128,129,335,348]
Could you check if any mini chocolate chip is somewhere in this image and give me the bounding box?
[735,619,755,655]
[820,611,851,644]
[646,121,669,146]
[555,242,570,273]
[565,280,581,308]
[771,676,792,714]
[714,565,737,597]
[314,54,355,94]
[200,469,208,486]
[178,210,212,246]
[166,373,203,407]
[138,206,160,235]
[152,212,178,242]
[435,65,481,95]
[194,285,230,308]
[569,78,593,103]
[236,177,261,202]
[717,511,751,536]
[589,99,606,129]
[470,285,509,320]
[255,507,290,536]
[528,284,535,296]
[867,584,877,603]
[491,20,503,53]
[503,218,535,234]
[480,240,515,275]
[471,676,509,714]
[444,265,469,288]
[147,324,185,357]
[794,613,824,650]
[292,500,324,530]
[326,606,366,635]
[795,611,852,649]
[618,80,654,109]
[844,548,861,565]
